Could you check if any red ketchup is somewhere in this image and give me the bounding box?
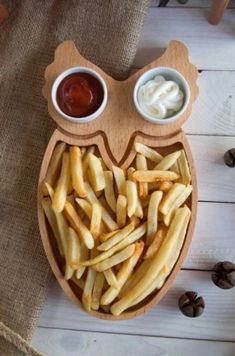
[56,73,104,117]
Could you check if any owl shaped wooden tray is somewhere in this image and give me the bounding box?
[38,40,198,320]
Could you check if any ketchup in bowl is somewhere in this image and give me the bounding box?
[56,73,104,118]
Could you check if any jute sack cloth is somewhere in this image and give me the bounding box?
[0,0,149,354]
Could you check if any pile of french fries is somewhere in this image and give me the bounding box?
[42,141,192,316]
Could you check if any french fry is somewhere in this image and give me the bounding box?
[110,206,191,315]
[88,153,105,191]
[101,242,144,305]
[44,182,54,199]
[159,181,173,193]
[112,166,126,195]
[118,259,150,298]
[64,201,94,249]
[82,267,97,311]
[126,180,138,218]
[99,195,116,220]
[82,146,95,174]
[146,190,163,245]
[91,272,105,310]
[104,171,116,212]
[99,230,120,243]
[52,152,70,212]
[135,198,144,219]
[103,269,119,288]
[95,190,103,198]
[171,160,180,175]
[90,203,102,238]
[178,149,191,184]
[67,178,74,195]
[93,244,135,272]
[98,222,135,251]
[148,182,161,191]
[70,146,87,198]
[67,227,81,269]
[129,265,169,308]
[85,182,118,231]
[132,170,179,183]
[144,225,167,259]
[136,153,148,198]
[76,243,88,279]
[163,185,193,226]
[66,194,76,208]
[82,223,146,267]
[153,151,181,171]
[42,197,63,256]
[53,209,73,280]
[43,142,66,195]
[159,183,185,215]
[75,198,92,219]
[116,195,127,226]
[134,142,163,163]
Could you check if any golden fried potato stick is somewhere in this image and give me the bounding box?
[144,225,167,259]
[44,182,54,199]
[104,171,116,212]
[178,150,191,185]
[134,142,163,163]
[90,203,102,239]
[70,146,87,198]
[99,230,120,243]
[153,151,181,171]
[101,242,144,305]
[82,222,146,267]
[43,142,66,195]
[98,222,135,251]
[110,206,191,315]
[75,243,88,279]
[103,269,119,289]
[80,147,87,158]
[116,195,127,227]
[82,146,95,175]
[75,198,92,218]
[82,267,97,311]
[159,183,185,215]
[146,190,163,246]
[67,227,81,269]
[136,153,148,198]
[163,185,192,226]
[42,197,63,256]
[84,182,118,231]
[93,244,135,272]
[91,272,105,310]
[88,153,105,192]
[132,170,179,183]
[112,166,126,195]
[64,201,94,249]
[52,152,70,212]
[159,181,173,193]
[126,180,138,218]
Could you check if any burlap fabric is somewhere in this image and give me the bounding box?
[0,0,149,354]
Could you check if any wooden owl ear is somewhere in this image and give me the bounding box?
[42,40,199,165]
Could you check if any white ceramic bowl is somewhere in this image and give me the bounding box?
[51,67,108,123]
[133,67,190,125]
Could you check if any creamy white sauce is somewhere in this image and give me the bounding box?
[137,75,184,120]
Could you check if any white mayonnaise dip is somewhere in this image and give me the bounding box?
[137,75,184,120]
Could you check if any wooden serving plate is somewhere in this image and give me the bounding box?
[38,40,198,320]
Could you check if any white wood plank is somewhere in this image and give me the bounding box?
[185,202,235,269]
[151,0,235,8]
[38,270,235,341]
[188,136,235,203]
[134,8,235,70]
[184,71,235,136]
[32,327,235,356]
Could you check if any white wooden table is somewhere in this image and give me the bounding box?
[32,1,235,355]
